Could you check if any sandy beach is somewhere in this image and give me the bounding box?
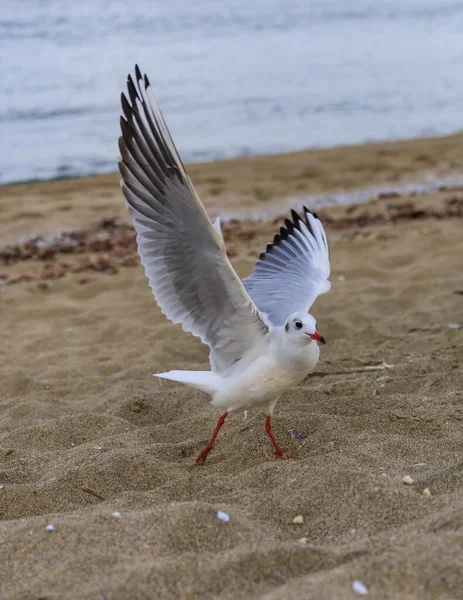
[1,135,462,599]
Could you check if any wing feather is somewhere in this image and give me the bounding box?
[243,208,331,326]
[119,67,270,374]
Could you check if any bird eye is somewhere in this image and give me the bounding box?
[294,320,302,330]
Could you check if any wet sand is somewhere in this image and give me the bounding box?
[1,135,462,599]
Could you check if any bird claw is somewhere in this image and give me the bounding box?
[195,446,212,463]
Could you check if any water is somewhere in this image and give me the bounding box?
[1,0,463,185]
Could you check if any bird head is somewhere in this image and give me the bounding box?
[284,312,326,345]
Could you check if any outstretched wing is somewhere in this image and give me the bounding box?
[243,208,331,326]
[118,66,269,374]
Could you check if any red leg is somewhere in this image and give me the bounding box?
[265,416,293,460]
[196,412,228,463]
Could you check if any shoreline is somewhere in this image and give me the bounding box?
[1,131,463,244]
[2,128,463,191]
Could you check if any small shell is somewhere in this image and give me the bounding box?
[217,511,230,522]
[352,580,369,595]
[287,429,308,440]
[403,475,414,485]
[422,488,431,497]
[292,515,304,525]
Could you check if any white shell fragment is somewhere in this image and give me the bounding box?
[422,488,431,497]
[44,524,55,532]
[111,511,122,518]
[292,515,304,524]
[403,475,414,485]
[216,511,230,522]
[352,580,369,595]
[360,360,394,371]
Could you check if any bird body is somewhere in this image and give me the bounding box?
[118,66,331,462]
[156,317,320,413]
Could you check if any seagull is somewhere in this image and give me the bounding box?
[118,66,331,463]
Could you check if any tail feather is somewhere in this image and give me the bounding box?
[154,370,220,395]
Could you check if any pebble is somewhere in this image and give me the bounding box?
[44,524,55,532]
[111,511,122,518]
[298,537,308,544]
[422,488,431,497]
[352,580,369,595]
[292,515,304,525]
[403,475,414,485]
[216,511,230,522]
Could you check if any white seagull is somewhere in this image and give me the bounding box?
[118,66,331,463]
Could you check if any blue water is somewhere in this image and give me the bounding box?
[1,0,463,184]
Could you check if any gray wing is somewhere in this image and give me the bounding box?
[243,208,331,326]
[118,66,269,374]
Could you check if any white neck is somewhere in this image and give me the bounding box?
[270,327,320,372]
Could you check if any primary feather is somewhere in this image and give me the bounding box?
[243,208,331,326]
[118,66,270,374]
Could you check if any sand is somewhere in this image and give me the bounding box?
[1,135,462,599]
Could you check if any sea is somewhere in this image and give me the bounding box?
[1,0,463,185]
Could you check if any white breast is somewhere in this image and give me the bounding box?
[212,338,319,412]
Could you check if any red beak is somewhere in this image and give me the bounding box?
[308,331,326,344]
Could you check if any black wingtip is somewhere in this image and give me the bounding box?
[126,74,139,104]
[144,74,151,88]
[119,115,135,142]
[134,64,142,81]
[284,218,294,231]
[302,205,320,221]
[290,209,301,224]
[279,226,288,240]
[120,92,132,120]
[252,205,327,268]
